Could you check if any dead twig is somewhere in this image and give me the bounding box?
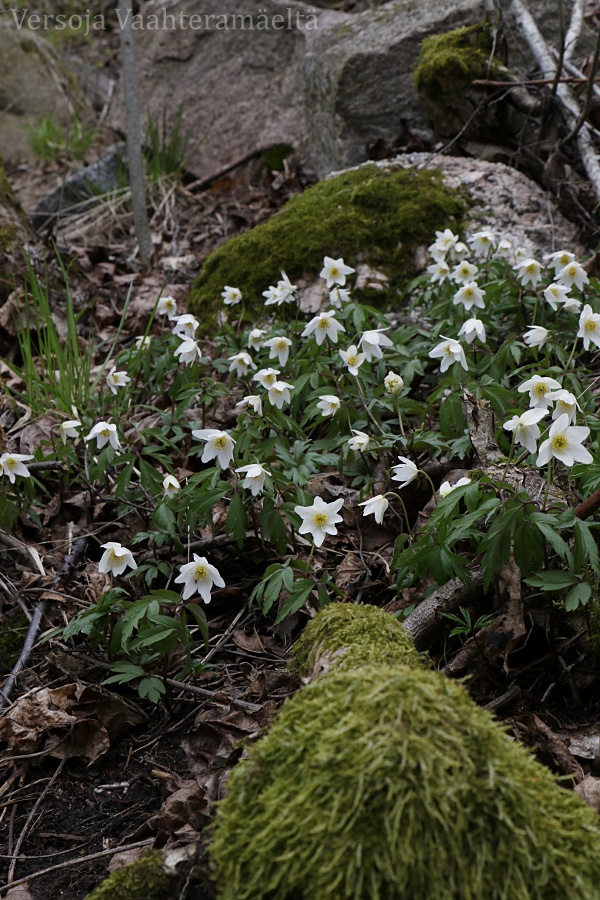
[0,838,155,894]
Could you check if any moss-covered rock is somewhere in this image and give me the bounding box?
[211,664,600,900]
[187,164,466,326]
[84,852,178,900]
[414,24,518,143]
[291,602,425,676]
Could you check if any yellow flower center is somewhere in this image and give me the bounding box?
[108,549,121,563]
[318,318,331,330]
[272,388,282,396]
[551,434,568,450]
[330,267,339,279]
[6,458,16,469]
[464,288,474,298]
[101,428,111,437]
[194,564,207,580]
[264,374,276,385]
[444,344,453,355]
[586,319,597,331]
[566,265,576,277]
[526,264,537,274]
[214,436,228,450]
[276,340,286,350]
[347,354,358,366]
[314,513,328,526]
[112,374,119,383]
[534,383,547,397]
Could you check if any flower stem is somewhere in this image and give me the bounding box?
[356,376,386,435]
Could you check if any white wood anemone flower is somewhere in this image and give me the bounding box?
[339,345,366,376]
[390,456,419,488]
[428,336,468,372]
[253,367,280,389]
[523,326,550,350]
[452,282,485,312]
[163,474,181,499]
[0,453,34,483]
[513,258,543,288]
[99,542,136,577]
[316,395,341,417]
[192,429,236,469]
[537,414,593,467]
[264,336,292,367]
[544,250,575,274]
[221,286,242,306]
[359,494,389,525]
[302,311,346,346]
[468,229,495,258]
[578,304,600,350]
[85,421,121,451]
[267,381,294,409]
[503,408,547,455]
[517,375,562,410]
[106,367,131,395]
[294,496,344,548]
[348,430,370,452]
[235,463,270,496]
[172,314,199,339]
[320,256,355,288]
[157,295,178,319]
[384,372,404,395]
[174,338,203,366]
[60,420,82,445]
[228,351,256,377]
[358,328,394,362]
[236,395,263,416]
[248,328,267,350]
[439,477,471,498]
[174,554,225,602]
[457,317,486,344]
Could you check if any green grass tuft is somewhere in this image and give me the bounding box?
[211,664,600,900]
[291,602,425,675]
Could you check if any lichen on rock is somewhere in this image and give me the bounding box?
[187,163,466,327]
[291,602,425,676]
[210,664,600,900]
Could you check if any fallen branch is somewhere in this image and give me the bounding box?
[403,568,484,651]
[510,0,600,203]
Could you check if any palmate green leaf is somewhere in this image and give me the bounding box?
[523,571,582,591]
[573,519,600,575]
[564,582,592,611]
[153,502,177,538]
[138,677,167,702]
[275,578,315,623]
[529,511,573,565]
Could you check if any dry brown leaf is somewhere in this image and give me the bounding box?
[0,683,144,764]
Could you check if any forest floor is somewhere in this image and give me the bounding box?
[3,7,600,900]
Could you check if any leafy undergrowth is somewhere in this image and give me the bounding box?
[2,216,600,896]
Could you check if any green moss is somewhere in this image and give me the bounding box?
[414,23,498,96]
[291,602,425,675]
[211,665,600,900]
[187,164,466,326]
[85,853,178,900]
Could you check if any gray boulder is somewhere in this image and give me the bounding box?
[303,0,489,177]
[107,0,347,177]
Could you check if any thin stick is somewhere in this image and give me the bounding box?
[7,758,66,884]
[0,838,155,894]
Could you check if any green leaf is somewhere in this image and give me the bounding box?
[226,492,248,546]
[564,582,592,611]
[153,502,176,538]
[524,571,581,591]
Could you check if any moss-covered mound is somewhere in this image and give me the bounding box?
[85,852,177,900]
[187,165,466,323]
[211,665,600,900]
[291,602,424,675]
